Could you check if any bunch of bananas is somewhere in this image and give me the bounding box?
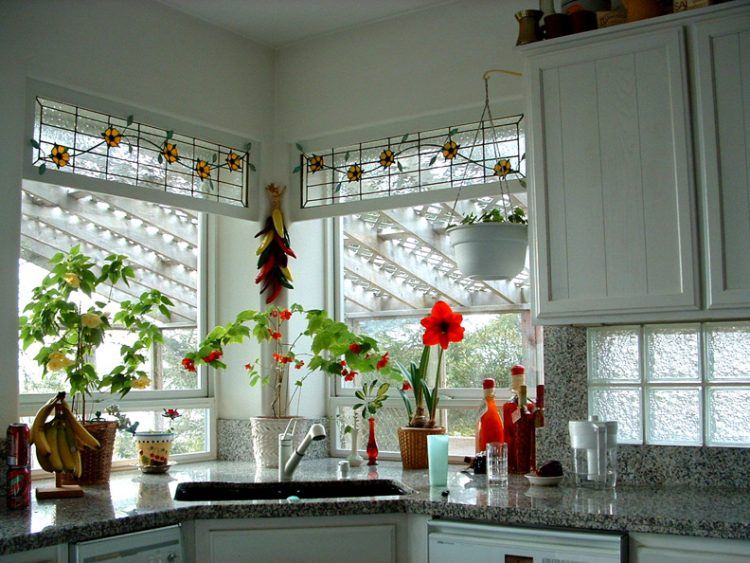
[30,393,100,477]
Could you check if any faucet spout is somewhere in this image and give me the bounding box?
[280,423,326,480]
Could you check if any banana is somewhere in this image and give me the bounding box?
[30,398,56,456]
[57,421,76,472]
[63,424,82,477]
[271,208,285,238]
[73,449,82,478]
[60,399,100,449]
[45,423,64,471]
[256,230,273,256]
[35,445,55,473]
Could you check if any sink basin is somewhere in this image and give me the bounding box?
[174,479,411,501]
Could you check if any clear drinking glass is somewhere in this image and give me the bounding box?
[486,441,508,486]
[427,435,450,487]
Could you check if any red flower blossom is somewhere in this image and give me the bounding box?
[348,343,362,354]
[202,350,223,363]
[402,381,412,392]
[270,309,279,318]
[162,408,181,420]
[279,309,292,321]
[269,330,282,340]
[376,352,389,370]
[294,360,305,370]
[340,360,347,367]
[343,370,356,382]
[181,358,196,372]
[420,300,465,350]
[244,362,254,371]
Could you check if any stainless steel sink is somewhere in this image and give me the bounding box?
[173,479,411,501]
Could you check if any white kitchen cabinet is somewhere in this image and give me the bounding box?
[0,544,67,563]
[630,532,750,562]
[525,26,700,324]
[192,514,418,563]
[692,12,750,311]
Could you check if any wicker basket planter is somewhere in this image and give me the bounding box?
[397,426,446,470]
[250,416,307,468]
[60,421,117,486]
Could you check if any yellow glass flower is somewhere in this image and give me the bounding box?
[493,159,512,177]
[62,273,80,288]
[195,160,211,180]
[81,313,103,329]
[441,140,459,161]
[46,352,75,372]
[102,127,123,148]
[50,145,70,168]
[347,164,363,182]
[308,154,325,173]
[162,142,179,164]
[226,152,242,172]
[379,149,396,168]
[131,374,152,389]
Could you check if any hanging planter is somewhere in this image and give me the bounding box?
[447,221,528,281]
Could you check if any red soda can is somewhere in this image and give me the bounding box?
[7,466,31,509]
[7,423,30,468]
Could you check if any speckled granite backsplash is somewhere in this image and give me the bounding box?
[217,417,330,461]
[537,326,750,487]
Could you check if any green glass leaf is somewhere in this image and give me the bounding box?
[158,153,163,164]
[30,139,40,149]
[401,134,409,143]
[245,142,252,152]
[248,162,256,171]
[295,142,305,153]
[449,127,459,136]
[208,179,214,191]
[212,153,217,163]
[429,155,437,166]
[292,165,301,174]
[335,182,342,193]
[126,115,134,126]
[397,161,403,172]
[518,178,527,188]
[344,151,350,161]
[166,130,174,140]
[38,163,46,175]
[128,144,133,154]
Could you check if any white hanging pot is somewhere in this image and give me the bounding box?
[447,222,528,280]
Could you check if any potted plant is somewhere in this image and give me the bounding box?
[182,304,398,467]
[132,408,181,473]
[397,300,465,469]
[345,379,390,466]
[19,246,175,484]
[446,204,528,281]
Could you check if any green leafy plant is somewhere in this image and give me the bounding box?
[459,206,527,226]
[19,246,175,419]
[182,304,400,417]
[354,379,390,421]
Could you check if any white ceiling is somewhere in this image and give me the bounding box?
[157,0,453,47]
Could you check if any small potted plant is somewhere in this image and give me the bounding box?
[344,379,390,466]
[20,246,175,485]
[397,300,465,469]
[133,408,181,474]
[446,204,528,281]
[182,304,399,467]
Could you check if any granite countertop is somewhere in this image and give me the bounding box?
[1,459,749,554]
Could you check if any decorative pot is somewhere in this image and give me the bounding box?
[134,431,174,469]
[397,426,446,470]
[250,416,306,468]
[347,416,364,467]
[447,223,528,281]
[60,421,117,486]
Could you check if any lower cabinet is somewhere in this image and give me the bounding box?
[190,514,427,563]
[0,544,67,563]
[630,533,750,562]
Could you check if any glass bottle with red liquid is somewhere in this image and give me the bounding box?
[475,378,504,453]
[366,417,379,465]
[511,384,536,475]
[503,365,536,474]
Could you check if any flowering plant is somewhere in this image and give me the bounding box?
[182,304,399,417]
[398,300,465,428]
[19,246,174,419]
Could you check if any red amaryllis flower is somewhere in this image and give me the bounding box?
[181,358,196,372]
[376,352,389,370]
[402,381,412,392]
[203,350,223,363]
[348,343,362,354]
[279,309,292,321]
[421,300,464,350]
[162,408,181,420]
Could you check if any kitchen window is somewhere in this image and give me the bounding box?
[329,202,541,459]
[588,323,750,447]
[18,183,214,466]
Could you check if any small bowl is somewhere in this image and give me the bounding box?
[525,473,563,487]
[137,461,176,475]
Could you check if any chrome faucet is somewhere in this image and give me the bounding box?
[279,423,326,481]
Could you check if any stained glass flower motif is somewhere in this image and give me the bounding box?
[347,164,363,182]
[162,142,179,164]
[102,127,123,148]
[308,154,325,173]
[441,140,459,160]
[50,145,70,168]
[226,152,242,172]
[493,159,512,177]
[379,149,395,168]
[195,160,211,180]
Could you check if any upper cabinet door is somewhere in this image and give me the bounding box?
[692,13,750,310]
[526,28,700,323]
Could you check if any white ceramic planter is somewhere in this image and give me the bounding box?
[134,431,175,468]
[447,222,528,280]
[250,416,307,468]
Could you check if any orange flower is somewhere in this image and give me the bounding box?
[279,309,292,321]
[421,300,464,350]
[376,352,389,370]
[226,151,242,172]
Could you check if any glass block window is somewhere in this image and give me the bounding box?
[588,323,750,447]
[300,114,525,209]
[32,97,253,207]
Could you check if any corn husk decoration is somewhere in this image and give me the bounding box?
[255,184,296,304]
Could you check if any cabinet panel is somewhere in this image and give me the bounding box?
[694,14,750,309]
[528,28,699,322]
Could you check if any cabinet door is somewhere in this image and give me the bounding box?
[692,12,750,310]
[526,28,699,323]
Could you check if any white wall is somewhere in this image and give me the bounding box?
[0,0,275,427]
